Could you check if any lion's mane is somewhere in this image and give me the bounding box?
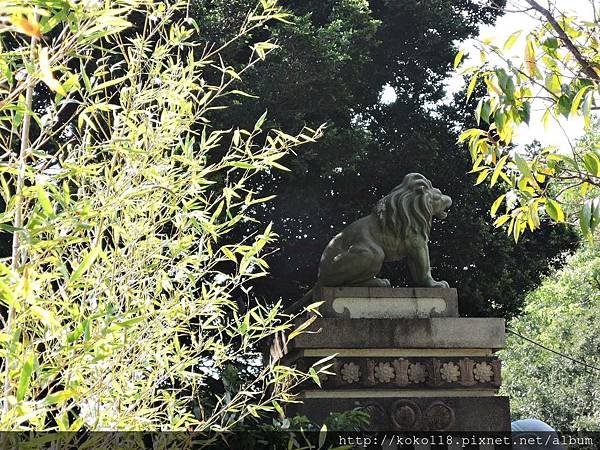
[373,173,434,239]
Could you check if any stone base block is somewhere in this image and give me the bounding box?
[288,317,506,351]
[288,396,511,432]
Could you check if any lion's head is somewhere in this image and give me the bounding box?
[373,173,452,239]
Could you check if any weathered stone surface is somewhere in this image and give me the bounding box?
[312,286,459,318]
[288,317,506,351]
[288,396,511,431]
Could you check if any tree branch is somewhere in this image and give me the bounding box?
[524,0,599,81]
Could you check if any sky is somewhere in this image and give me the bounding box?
[381,0,596,151]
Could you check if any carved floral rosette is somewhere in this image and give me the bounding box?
[302,357,502,389]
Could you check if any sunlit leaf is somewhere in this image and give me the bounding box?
[69,242,102,283]
[583,152,600,177]
[35,184,53,216]
[545,198,565,222]
[466,72,478,100]
[39,47,65,95]
[475,168,490,185]
[571,85,593,116]
[16,351,35,401]
[503,30,522,50]
[490,194,506,217]
[491,155,508,186]
[11,15,41,38]
[454,49,465,68]
[524,36,537,77]
[580,200,592,239]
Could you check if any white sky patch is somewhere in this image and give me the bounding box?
[448,0,596,151]
[380,84,397,105]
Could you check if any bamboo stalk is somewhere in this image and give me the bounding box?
[3,19,38,414]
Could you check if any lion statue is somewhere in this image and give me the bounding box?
[317,173,451,288]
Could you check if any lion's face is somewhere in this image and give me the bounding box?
[427,187,452,220]
[374,173,452,239]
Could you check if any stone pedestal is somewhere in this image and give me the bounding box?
[273,287,511,431]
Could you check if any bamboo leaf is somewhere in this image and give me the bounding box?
[39,47,65,95]
[31,305,60,329]
[36,184,53,216]
[16,351,35,401]
[92,74,130,93]
[287,315,316,341]
[69,242,102,283]
[269,161,290,172]
[229,89,259,98]
[0,277,16,308]
[42,389,75,406]
[255,110,268,131]
[247,195,276,205]
[318,424,328,449]
[11,15,41,38]
[116,316,146,328]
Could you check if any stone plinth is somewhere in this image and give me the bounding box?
[274,287,511,432]
[312,286,459,319]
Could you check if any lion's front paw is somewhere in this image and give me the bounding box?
[379,278,391,287]
[424,279,449,288]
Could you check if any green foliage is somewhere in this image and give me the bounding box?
[0,0,328,430]
[500,244,600,429]
[227,409,370,449]
[457,0,600,241]
[322,408,370,431]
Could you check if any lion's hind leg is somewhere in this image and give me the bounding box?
[318,244,385,287]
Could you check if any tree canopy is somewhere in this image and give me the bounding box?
[501,243,600,429]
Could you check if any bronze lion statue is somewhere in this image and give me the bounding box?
[317,173,451,288]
